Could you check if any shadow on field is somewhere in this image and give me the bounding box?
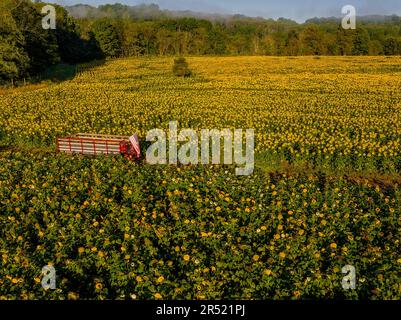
[2,60,106,89]
[42,59,106,83]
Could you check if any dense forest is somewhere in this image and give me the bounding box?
[0,0,102,84]
[1,1,401,84]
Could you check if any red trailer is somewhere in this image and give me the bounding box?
[56,133,140,160]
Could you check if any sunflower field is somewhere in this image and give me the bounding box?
[1,56,401,299]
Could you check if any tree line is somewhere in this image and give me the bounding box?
[0,0,102,84]
[86,15,401,57]
[1,1,401,84]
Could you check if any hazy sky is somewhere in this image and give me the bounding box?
[51,0,401,22]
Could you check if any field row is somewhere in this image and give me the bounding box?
[1,151,400,299]
[1,57,401,173]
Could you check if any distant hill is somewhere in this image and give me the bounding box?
[306,15,401,24]
[66,3,235,21]
[65,3,286,22]
[66,3,401,25]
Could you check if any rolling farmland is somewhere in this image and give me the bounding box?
[1,56,401,299]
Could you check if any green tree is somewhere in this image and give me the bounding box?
[207,25,227,55]
[0,2,29,82]
[368,40,384,55]
[335,27,353,56]
[156,29,175,55]
[54,5,101,63]
[301,25,324,55]
[172,57,191,77]
[285,30,300,56]
[352,28,370,55]
[261,34,276,55]
[189,27,209,55]
[383,37,400,55]
[119,22,147,56]
[11,0,60,75]
[92,19,122,57]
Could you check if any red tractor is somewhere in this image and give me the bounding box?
[56,133,140,160]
